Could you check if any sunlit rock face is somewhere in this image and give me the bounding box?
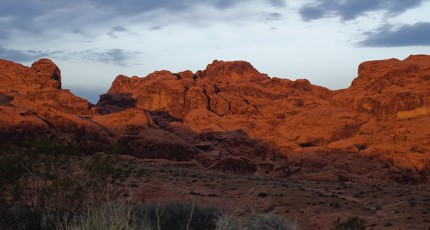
[333,55,430,118]
[2,55,430,183]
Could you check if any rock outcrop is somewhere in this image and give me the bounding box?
[1,55,430,183]
[333,55,430,119]
[0,58,107,150]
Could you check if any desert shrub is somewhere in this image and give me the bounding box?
[0,155,26,187]
[332,216,366,230]
[107,142,130,155]
[25,138,80,156]
[408,198,417,207]
[258,192,268,198]
[245,213,295,230]
[85,155,118,180]
[0,144,19,155]
[214,213,240,230]
[0,153,88,230]
[67,202,295,230]
[85,155,133,183]
[330,201,340,209]
[392,169,422,184]
[0,200,61,230]
[56,141,81,156]
[0,197,296,230]
[68,202,136,230]
[131,202,222,230]
[0,198,73,230]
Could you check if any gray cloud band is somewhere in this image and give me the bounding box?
[77,49,141,66]
[0,0,284,42]
[359,22,430,47]
[299,0,424,21]
[0,47,140,66]
[0,47,61,62]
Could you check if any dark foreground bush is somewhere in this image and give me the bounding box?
[0,200,63,230]
[131,202,222,230]
[0,145,295,230]
[332,216,366,230]
[0,200,296,230]
[246,213,295,230]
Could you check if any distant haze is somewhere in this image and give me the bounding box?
[1,0,430,103]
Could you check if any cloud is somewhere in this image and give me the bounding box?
[0,46,141,66]
[0,46,62,62]
[107,26,128,38]
[267,0,286,7]
[111,26,127,32]
[0,0,286,41]
[263,12,284,21]
[358,22,430,47]
[0,30,9,40]
[150,26,163,30]
[299,0,424,21]
[77,49,141,66]
[0,0,286,69]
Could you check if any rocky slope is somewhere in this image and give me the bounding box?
[1,55,430,183]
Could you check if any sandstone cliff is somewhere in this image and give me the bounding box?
[1,55,430,183]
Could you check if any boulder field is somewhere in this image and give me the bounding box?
[1,55,430,183]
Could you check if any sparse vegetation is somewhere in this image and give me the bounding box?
[2,139,429,229]
[0,144,298,230]
[131,202,222,230]
[107,142,130,155]
[408,197,417,207]
[245,213,295,230]
[330,201,340,209]
[26,137,81,156]
[332,216,366,230]
[258,192,268,198]
[85,154,134,183]
[215,213,240,230]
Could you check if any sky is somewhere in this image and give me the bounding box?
[1,0,430,103]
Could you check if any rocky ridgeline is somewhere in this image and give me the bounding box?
[1,55,430,183]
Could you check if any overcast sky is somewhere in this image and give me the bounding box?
[1,0,430,103]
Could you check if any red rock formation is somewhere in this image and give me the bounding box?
[199,60,268,83]
[333,55,430,119]
[2,56,430,183]
[0,58,106,150]
[31,58,62,89]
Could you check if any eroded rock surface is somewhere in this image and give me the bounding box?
[1,56,430,183]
